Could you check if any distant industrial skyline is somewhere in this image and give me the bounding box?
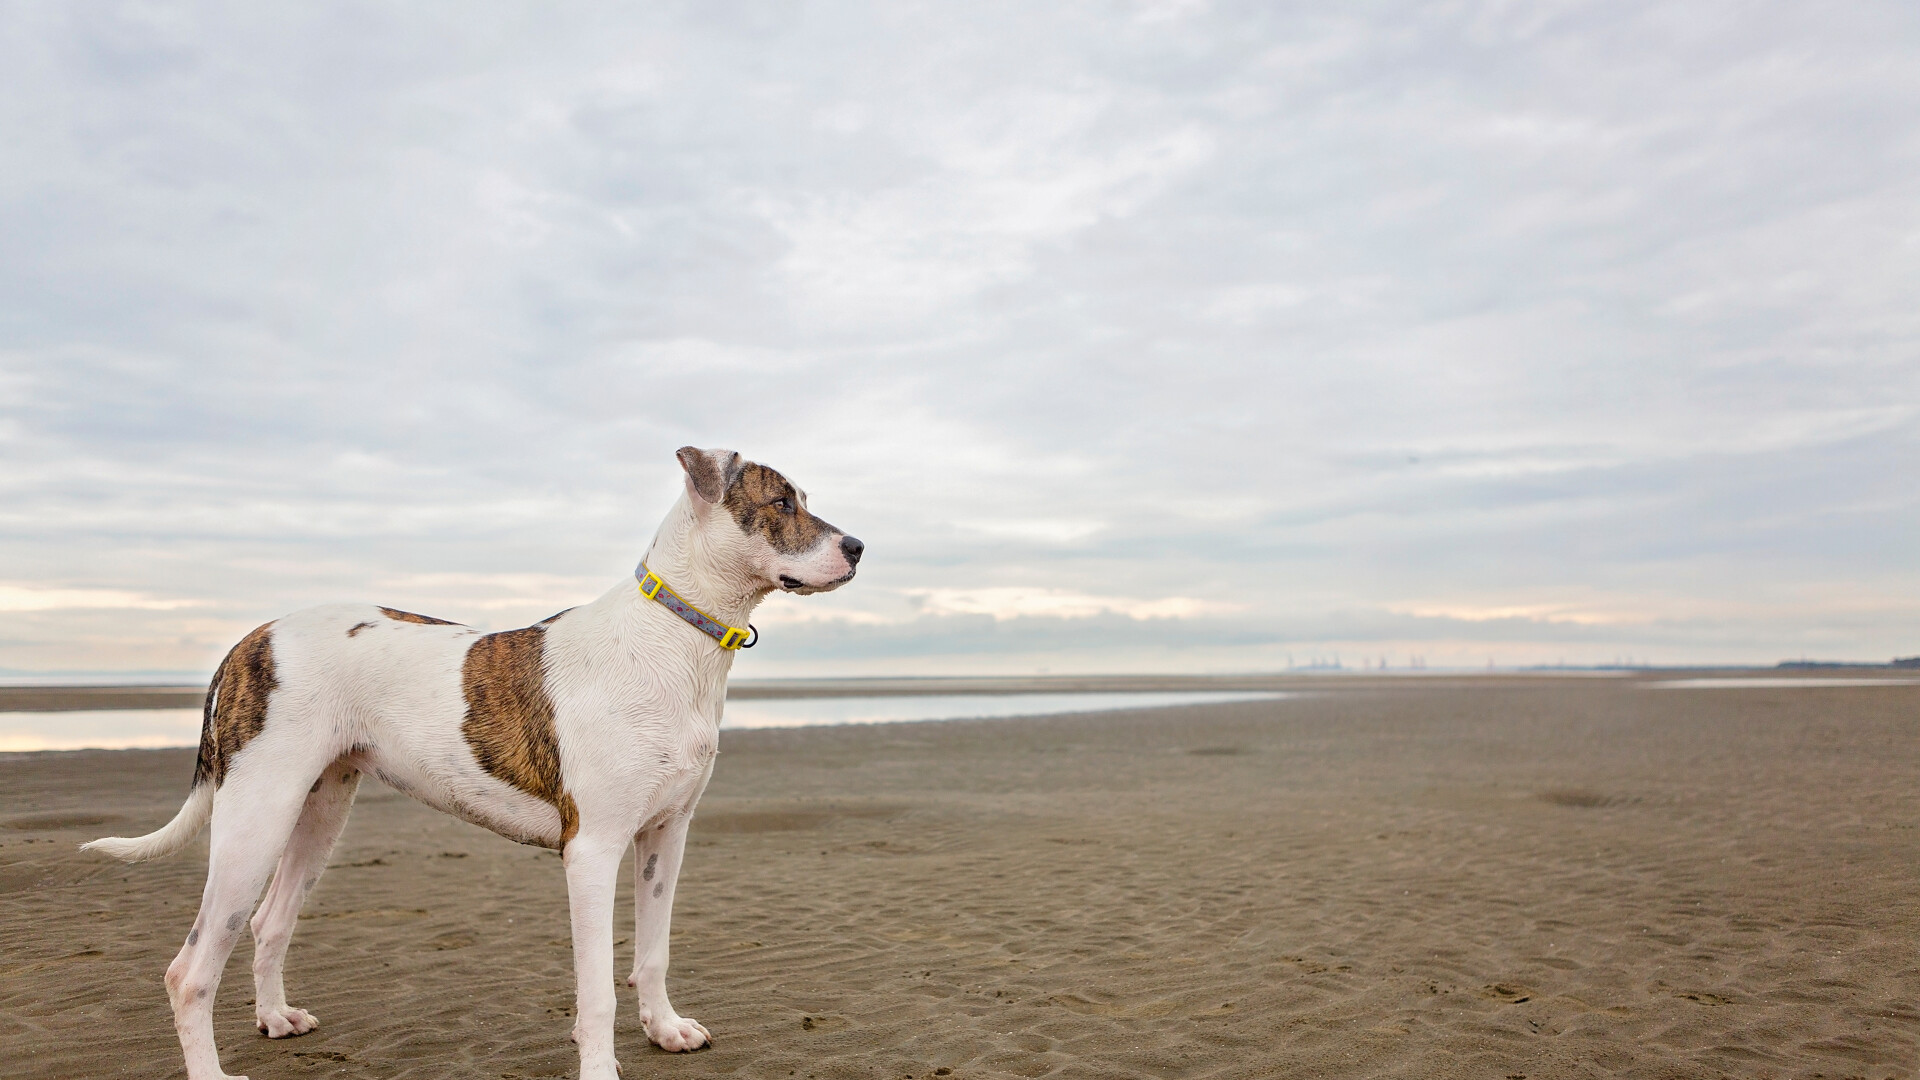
[2,2,1916,678]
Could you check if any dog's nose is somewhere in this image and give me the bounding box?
[840,535,864,566]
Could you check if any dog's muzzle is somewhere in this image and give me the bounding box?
[779,535,863,592]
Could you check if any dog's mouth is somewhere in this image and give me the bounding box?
[779,570,856,594]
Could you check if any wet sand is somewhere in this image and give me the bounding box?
[4,676,1919,1078]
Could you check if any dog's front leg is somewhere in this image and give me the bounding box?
[564,832,627,1080]
[627,813,710,1051]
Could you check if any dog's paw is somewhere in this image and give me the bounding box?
[643,1012,711,1052]
[256,1005,319,1038]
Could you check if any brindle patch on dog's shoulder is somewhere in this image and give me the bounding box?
[345,621,377,637]
[192,622,278,788]
[380,607,458,626]
[460,627,579,848]
[724,461,837,555]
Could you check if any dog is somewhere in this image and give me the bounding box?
[83,447,862,1080]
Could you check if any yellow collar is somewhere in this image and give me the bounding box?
[636,563,756,650]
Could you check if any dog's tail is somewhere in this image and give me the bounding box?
[81,782,214,862]
[81,654,227,863]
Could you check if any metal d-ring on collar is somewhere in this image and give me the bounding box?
[635,563,757,650]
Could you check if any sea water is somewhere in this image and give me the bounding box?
[0,691,1291,751]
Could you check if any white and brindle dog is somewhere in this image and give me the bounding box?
[84,447,862,1080]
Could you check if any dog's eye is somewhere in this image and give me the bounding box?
[772,497,795,514]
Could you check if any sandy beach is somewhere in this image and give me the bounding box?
[4,675,1919,1079]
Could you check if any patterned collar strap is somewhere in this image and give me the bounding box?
[635,563,756,650]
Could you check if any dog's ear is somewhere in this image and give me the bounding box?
[676,447,740,504]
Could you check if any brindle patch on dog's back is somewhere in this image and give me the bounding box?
[380,607,459,626]
[460,627,579,847]
[191,622,278,788]
[724,461,836,554]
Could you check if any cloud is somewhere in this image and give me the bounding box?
[907,587,1242,622]
[1387,604,1620,627]
[0,2,1915,675]
[0,585,204,613]
[957,519,1108,545]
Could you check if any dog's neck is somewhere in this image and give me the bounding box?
[634,492,771,632]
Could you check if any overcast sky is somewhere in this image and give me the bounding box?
[2,1,1917,678]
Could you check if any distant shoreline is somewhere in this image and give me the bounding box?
[6,667,1919,712]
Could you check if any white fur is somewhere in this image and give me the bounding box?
[84,448,858,1080]
[81,782,212,862]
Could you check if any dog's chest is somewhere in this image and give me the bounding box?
[596,703,715,793]
[659,719,717,777]
[626,716,716,824]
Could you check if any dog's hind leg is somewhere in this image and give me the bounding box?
[249,758,361,1038]
[166,761,325,1080]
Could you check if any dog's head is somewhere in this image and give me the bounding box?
[676,446,862,595]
